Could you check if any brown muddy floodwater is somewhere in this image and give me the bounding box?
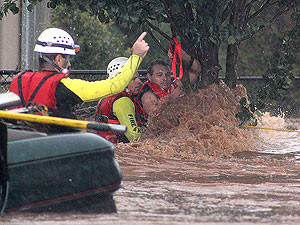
[2,84,300,225]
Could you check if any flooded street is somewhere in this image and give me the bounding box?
[2,85,300,224]
[113,143,300,224]
[2,140,300,225]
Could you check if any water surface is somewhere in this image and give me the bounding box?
[2,85,300,224]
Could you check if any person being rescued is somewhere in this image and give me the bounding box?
[9,28,149,120]
[94,57,147,144]
[137,49,201,119]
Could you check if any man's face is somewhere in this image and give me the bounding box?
[147,64,171,90]
[128,72,143,95]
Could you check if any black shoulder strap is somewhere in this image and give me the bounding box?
[27,72,58,106]
[17,71,29,107]
[95,93,125,122]
[138,82,158,105]
[0,122,8,183]
[95,98,105,122]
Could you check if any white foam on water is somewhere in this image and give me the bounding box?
[253,112,300,158]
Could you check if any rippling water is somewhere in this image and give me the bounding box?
[253,115,300,162]
[2,85,300,224]
[256,130,300,160]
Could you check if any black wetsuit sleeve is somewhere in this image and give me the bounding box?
[51,82,83,119]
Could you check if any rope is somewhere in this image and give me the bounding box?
[247,125,300,133]
[169,37,183,80]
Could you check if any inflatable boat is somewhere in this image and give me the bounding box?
[0,93,124,213]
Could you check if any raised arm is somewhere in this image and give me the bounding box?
[60,32,149,102]
[181,49,201,85]
[168,48,201,85]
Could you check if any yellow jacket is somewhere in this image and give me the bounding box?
[60,55,142,102]
[113,96,143,141]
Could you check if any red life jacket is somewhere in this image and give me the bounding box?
[9,71,67,109]
[94,91,146,144]
[136,81,178,119]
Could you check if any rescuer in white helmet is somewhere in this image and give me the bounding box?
[9,28,149,121]
[94,56,147,143]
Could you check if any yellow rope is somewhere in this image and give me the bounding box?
[0,110,89,129]
[247,125,300,133]
[0,110,126,132]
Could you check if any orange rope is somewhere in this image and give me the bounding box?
[247,125,300,133]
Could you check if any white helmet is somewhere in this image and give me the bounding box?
[107,57,128,79]
[34,28,79,55]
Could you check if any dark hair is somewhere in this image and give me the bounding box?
[38,53,67,70]
[146,59,170,75]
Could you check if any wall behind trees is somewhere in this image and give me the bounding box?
[0,0,20,70]
[0,0,51,70]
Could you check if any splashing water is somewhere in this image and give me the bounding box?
[117,83,256,160]
[252,112,300,159]
[116,83,300,162]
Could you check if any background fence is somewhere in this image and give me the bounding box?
[1,70,300,128]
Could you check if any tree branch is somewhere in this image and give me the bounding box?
[221,0,234,25]
[286,15,300,43]
[145,20,174,44]
[185,1,195,23]
[146,27,169,54]
[243,0,258,29]
[247,0,279,22]
[242,6,290,42]
[235,0,248,29]
[165,1,195,54]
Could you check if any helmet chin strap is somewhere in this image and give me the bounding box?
[40,54,69,75]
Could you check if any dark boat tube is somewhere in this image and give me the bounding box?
[0,122,9,213]
[1,128,122,213]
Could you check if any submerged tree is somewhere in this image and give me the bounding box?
[1,1,299,120]
[1,0,299,89]
[1,0,299,87]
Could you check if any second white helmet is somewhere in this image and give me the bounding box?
[34,28,79,55]
[107,57,128,79]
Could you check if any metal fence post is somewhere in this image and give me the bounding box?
[21,0,36,71]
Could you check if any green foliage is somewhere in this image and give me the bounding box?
[238,10,300,77]
[236,28,299,123]
[2,1,298,68]
[0,0,18,20]
[256,33,298,115]
[0,0,48,19]
[41,0,233,53]
[50,5,130,70]
[235,97,257,126]
[1,0,300,121]
[49,3,170,69]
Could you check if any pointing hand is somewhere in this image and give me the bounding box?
[132,32,149,59]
